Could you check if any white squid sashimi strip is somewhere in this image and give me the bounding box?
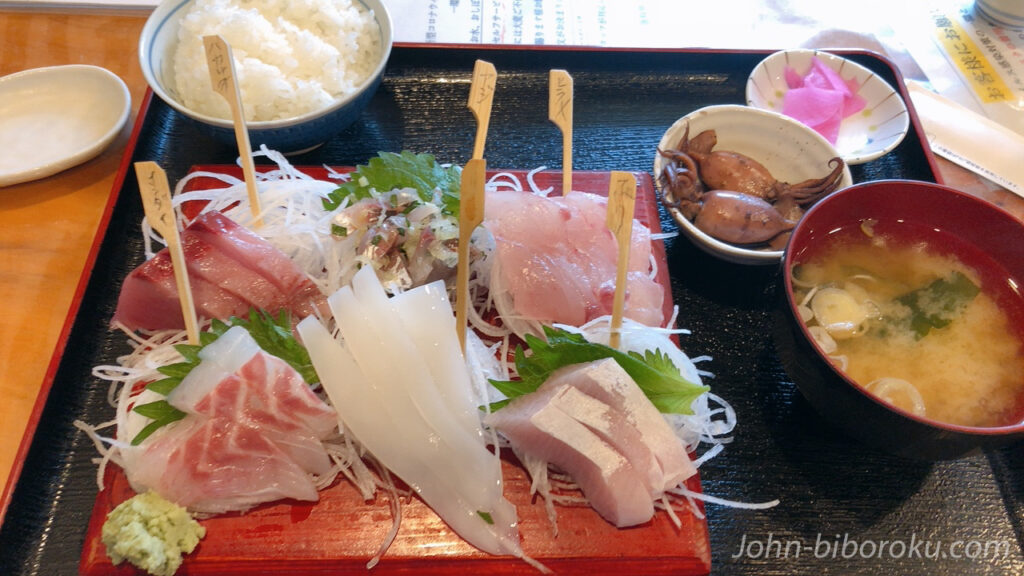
[388,280,489,442]
[336,268,504,509]
[327,289,499,508]
[296,315,522,558]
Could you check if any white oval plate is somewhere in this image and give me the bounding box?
[745,49,909,165]
[653,104,853,265]
[0,65,131,187]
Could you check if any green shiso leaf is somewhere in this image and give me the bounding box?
[131,308,318,445]
[231,309,319,385]
[323,151,462,216]
[130,400,186,445]
[488,326,709,415]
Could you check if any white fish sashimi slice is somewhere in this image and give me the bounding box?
[296,316,522,557]
[486,366,663,500]
[123,415,321,515]
[166,325,337,476]
[482,189,667,337]
[547,384,663,499]
[339,269,504,508]
[558,192,654,277]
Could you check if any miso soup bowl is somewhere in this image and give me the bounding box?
[773,179,1024,460]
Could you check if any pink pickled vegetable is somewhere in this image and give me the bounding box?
[782,56,866,144]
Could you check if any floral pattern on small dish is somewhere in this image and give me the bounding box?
[746,49,909,165]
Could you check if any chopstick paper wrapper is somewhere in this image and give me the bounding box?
[906,81,1024,198]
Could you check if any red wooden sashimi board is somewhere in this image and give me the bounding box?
[79,168,712,575]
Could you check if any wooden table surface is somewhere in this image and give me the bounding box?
[0,11,148,500]
[1,8,1022,506]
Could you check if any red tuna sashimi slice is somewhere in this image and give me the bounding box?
[484,190,665,334]
[545,359,696,492]
[168,326,337,475]
[111,210,325,331]
[123,415,321,515]
[486,386,655,527]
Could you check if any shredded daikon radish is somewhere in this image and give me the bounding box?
[364,457,403,570]
[669,485,780,510]
[526,166,554,196]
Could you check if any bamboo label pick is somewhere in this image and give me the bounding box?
[135,161,200,345]
[468,60,496,160]
[606,171,637,349]
[204,34,262,227]
[456,158,486,353]
[549,69,573,195]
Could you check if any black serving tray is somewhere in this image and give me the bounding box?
[2,45,1021,576]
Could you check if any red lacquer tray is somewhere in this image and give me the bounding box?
[78,168,712,575]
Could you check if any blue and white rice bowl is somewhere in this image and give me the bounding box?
[139,0,393,154]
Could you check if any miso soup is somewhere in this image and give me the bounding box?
[791,220,1024,428]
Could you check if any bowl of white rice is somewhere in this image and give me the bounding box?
[140,0,392,154]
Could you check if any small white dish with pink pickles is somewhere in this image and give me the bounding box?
[745,49,909,165]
